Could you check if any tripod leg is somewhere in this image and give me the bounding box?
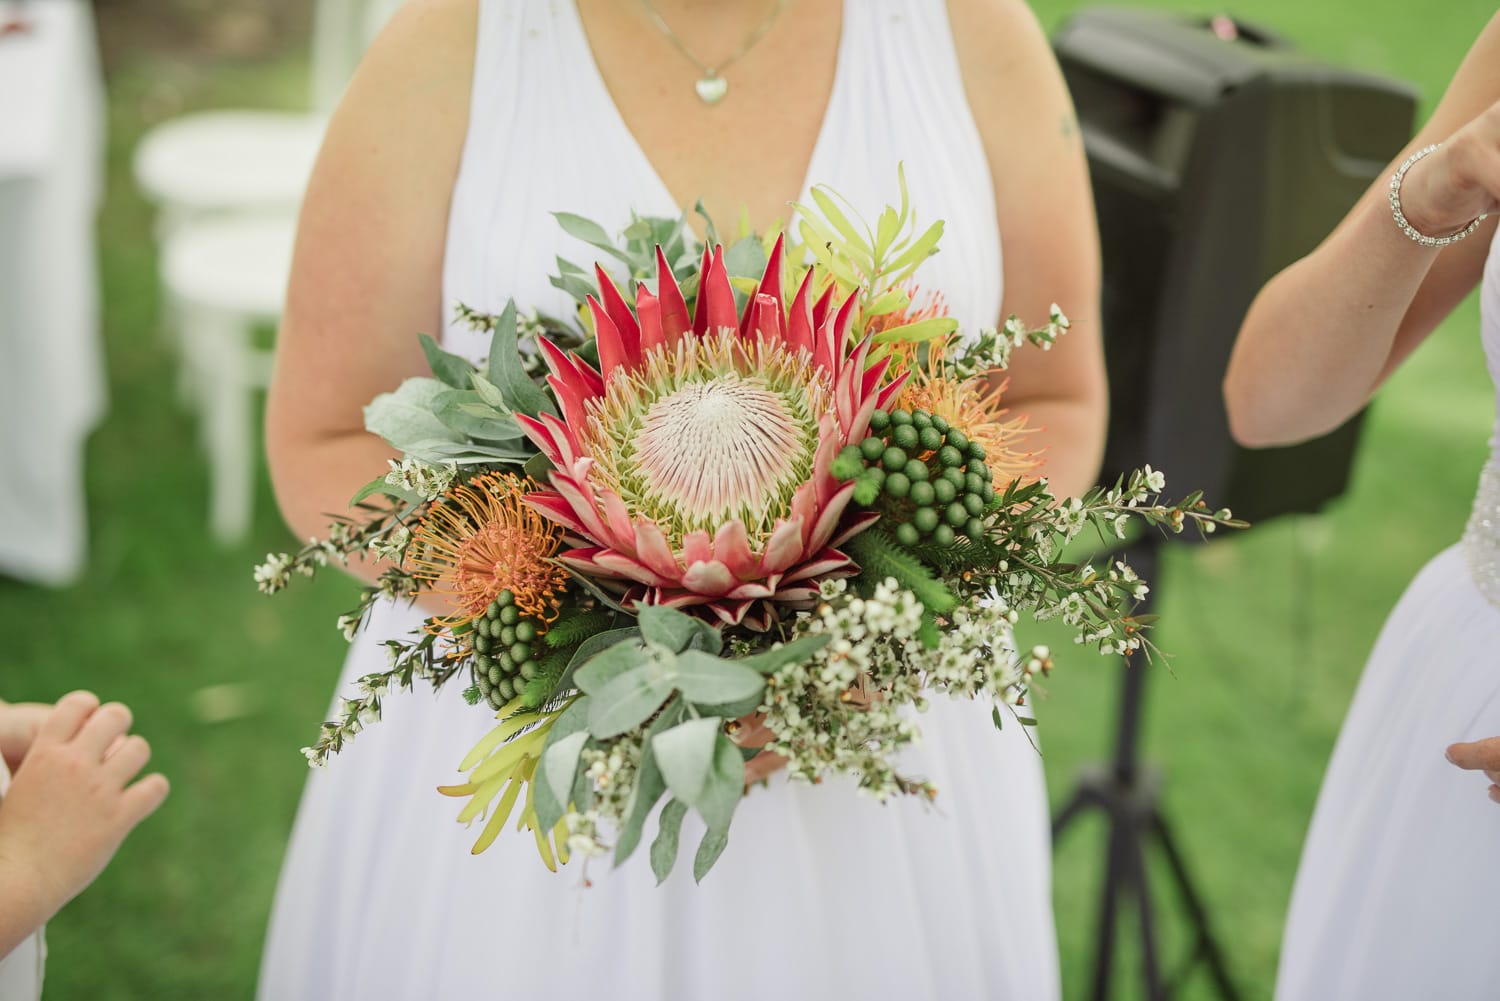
[1053,787,1091,840]
[1150,813,1244,1001]
[1088,815,1129,1001]
[1127,819,1166,1001]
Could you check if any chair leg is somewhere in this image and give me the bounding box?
[186,305,256,545]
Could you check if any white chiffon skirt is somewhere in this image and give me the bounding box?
[1275,545,1500,1000]
[257,599,1061,1000]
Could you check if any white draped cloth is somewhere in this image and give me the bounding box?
[0,0,106,586]
[0,756,45,1001]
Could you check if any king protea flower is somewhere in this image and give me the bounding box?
[517,236,905,629]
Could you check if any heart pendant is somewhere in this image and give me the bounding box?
[695,75,728,105]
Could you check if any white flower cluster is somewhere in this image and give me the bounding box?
[367,524,412,562]
[253,553,293,594]
[385,456,457,501]
[565,739,645,857]
[921,592,1024,702]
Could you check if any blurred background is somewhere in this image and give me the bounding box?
[1,0,1496,998]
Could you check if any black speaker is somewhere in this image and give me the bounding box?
[1055,7,1418,524]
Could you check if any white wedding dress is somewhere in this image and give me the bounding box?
[257,2,1060,998]
[1275,227,1500,999]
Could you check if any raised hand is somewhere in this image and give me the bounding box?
[0,699,51,775]
[1398,99,1500,238]
[0,691,170,957]
[1446,736,1500,804]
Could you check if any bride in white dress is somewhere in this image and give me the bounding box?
[1225,13,1500,998]
[257,0,1106,997]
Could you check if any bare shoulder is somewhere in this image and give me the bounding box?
[340,0,480,127]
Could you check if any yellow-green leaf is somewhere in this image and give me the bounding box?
[871,316,960,345]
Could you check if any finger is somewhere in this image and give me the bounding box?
[1490,784,1500,806]
[102,735,152,786]
[1446,737,1500,771]
[75,703,133,757]
[37,691,100,743]
[1487,769,1500,787]
[103,734,128,760]
[121,773,170,827]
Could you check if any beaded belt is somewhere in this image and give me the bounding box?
[1462,458,1500,610]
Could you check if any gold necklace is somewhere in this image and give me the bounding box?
[639,0,790,106]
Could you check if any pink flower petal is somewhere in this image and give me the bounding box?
[631,519,683,581]
[806,482,857,553]
[785,269,817,355]
[681,560,737,596]
[635,284,666,355]
[681,530,714,567]
[594,264,641,357]
[591,550,675,587]
[741,234,785,334]
[744,293,784,344]
[589,295,633,384]
[780,547,854,584]
[522,492,591,537]
[828,511,881,549]
[760,518,807,575]
[711,518,755,576]
[600,490,636,547]
[656,246,692,342]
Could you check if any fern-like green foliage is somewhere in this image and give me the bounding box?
[846,529,957,614]
[522,647,576,709]
[544,608,619,650]
[906,535,1008,577]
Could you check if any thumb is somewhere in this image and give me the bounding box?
[1445,736,1500,771]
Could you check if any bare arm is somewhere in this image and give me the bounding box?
[265,0,477,581]
[951,0,1109,499]
[1223,12,1500,448]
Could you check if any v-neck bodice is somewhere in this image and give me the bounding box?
[441,0,1003,362]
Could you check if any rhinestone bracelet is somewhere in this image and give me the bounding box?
[1388,144,1489,248]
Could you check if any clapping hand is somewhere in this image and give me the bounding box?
[1446,736,1500,805]
[1398,99,1500,239]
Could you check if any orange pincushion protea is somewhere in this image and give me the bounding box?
[405,472,567,625]
[900,371,1039,488]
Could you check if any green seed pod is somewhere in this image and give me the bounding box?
[474,634,491,655]
[497,678,516,701]
[912,409,932,428]
[500,626,516,647]
[933,478,957,505]
[866,465,886,487]
[930,415,950,433]
[496,591,514,608]
[859,437,886,461]
[932,524,956,547]
[965,471,987,495]
[913,506,940,533]
[965,517,986,540]
[981,483,996,504]
[476,672,493,694]
[881,446,907,471]
[519,660,539,681]
[509,642,530,664]
[969,461,990,483]
[499,605,520,626]
[946,502,969,527]
[515,621,537,644]
[476,654,494,671]
[497,651,514,671]
[868,409,891,432]
[938,444,964,468]
[902,458,930,483]
[963,493,985,517]
[946,428,969,452]
[486,601,502,620]
[895,523,920,547]
[889,409,913,426]
[918,426,944,451]
[885,472,912,499]
[488,665,502,687]
[968,441,987,461]
[892,423,919,450]
[909,481,936,507]
[942,466,966,489]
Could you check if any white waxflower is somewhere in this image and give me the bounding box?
[1142,465,1166,494]
[253,552,294,594]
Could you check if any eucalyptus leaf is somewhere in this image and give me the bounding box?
[723,235,767,280]
[432,390,525,442]
[650,798,689,885]
[652,716,722,808]
[535,730,589,832]
[418,333,477,389]
[694,733,745,835]
[737,634,831,675]
[587,670,676,739]
[486,300,556,420]
[399,439,530,466]
[523,451,554,482]
[671,651,766,707]
[613,700,684,867]
[693,828,730,883]
[364,378,465,452]
[531,697,592,831]
[571,632,648,692]
[636,605,722,655]
[349,474,420,507]
[554,212,633,265]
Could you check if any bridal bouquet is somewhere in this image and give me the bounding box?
[256,175,1241,881]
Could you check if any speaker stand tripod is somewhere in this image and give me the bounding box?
[1051,540,1244,1001]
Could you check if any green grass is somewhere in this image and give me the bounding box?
[4,3,1497,999]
